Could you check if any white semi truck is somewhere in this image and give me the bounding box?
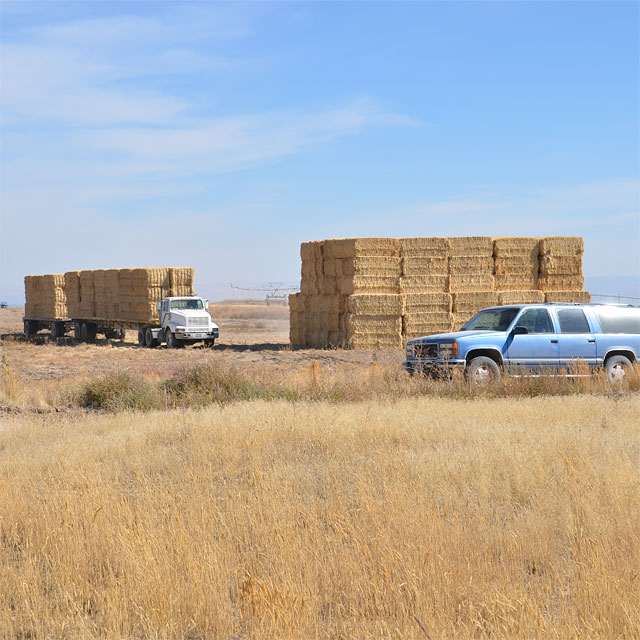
[23,295,219,349]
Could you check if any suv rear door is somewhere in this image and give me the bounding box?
[554,307,598,370]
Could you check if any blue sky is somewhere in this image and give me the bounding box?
[1,0,638,303]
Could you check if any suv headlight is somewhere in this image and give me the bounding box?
[406,344,414,358]
[438,342,458,358]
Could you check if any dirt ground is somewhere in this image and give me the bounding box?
[0,304,403,382]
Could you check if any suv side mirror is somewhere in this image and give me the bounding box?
[512,326,528,335]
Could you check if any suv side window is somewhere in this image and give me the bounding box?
[516,308,554,333]
[557,309,590,333]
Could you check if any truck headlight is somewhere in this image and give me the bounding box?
[439,342,458,358]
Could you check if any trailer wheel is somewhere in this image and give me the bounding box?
[24,320,37,336]
[74,321,83,341]
[145,328,158,348]
[117,328,126,341]
[138,328,146,347]
[51,322,64,340]
[81,322,97,343]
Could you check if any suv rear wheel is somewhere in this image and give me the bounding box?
[467,356,501,385]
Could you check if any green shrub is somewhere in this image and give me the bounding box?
[77,372,159,412]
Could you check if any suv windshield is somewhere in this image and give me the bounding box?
[170,299,203,311]
[461,308,520,332]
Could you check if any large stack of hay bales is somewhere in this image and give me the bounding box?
[290,236,589,348]
[26,267,194,324]
[24,274,67,319]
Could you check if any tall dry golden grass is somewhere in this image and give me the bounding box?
[1,395,638,639]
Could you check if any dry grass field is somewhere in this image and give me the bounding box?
[0,304,639,639]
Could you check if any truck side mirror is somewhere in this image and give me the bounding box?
[204,299,210,310]
[512,326,528,335]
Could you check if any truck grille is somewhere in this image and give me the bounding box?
[187,317,209,327]
[414,343,438,359]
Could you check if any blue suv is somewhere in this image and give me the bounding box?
[404,303,640,384]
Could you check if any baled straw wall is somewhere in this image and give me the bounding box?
[291,236,588,348]
[25,267,195,325]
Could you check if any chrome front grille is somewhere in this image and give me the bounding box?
[187,317,209,327]
[415,343,438,359]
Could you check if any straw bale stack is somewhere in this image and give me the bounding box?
[24,274,67,319]
[292,236,588,349]
[544,291,591,303]
[64,271,81,318]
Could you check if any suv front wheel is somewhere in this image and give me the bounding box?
[467,356,501,385]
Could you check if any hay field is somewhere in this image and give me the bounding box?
[1,303,639,639]
[1,396,638,639]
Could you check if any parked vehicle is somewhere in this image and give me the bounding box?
[404,303,640,384]
[23,295,219,348]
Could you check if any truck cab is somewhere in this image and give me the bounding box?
[138,296,219,348]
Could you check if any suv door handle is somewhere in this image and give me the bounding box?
[588,338,595,343]
[550,339,558,343]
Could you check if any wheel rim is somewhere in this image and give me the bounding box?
[473,365,493,384]
[609,363,626,383]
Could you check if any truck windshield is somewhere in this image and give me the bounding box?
[460,308,520,332]
[170,299,203,311]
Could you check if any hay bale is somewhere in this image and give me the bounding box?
[348,334,403,349]
[399,275,449,293]
[340,256,402,277]
[338,275,400,295]
[448,236,493,257]
[401,256,448,276]
[452,291,500,312]
[345,314,402,333]
[539,236,584,256]
[324,238,400,259]
[403,311,453,328]
[492,237,540,258]
[400,237,450,257]
[498,290,546,305]
[347,294,404,316]
[449,274,495,293]
[494,255,539,276]
[537,275,585,292]
[449,256,494,275]
[544,290,592,303]
[538,256,583,276]
[300,241,324,262]
[403,292,452,312]
[494,274,538,290]
[321,276,338,296]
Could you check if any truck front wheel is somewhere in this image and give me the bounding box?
[165,329,184,348]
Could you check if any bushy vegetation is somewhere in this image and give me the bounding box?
[66,361,640,413]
